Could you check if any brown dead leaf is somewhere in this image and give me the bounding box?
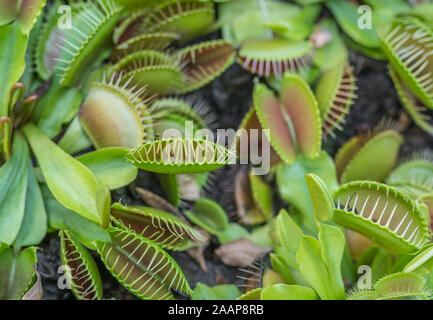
[215,238,272,267]
[21,265,43,300]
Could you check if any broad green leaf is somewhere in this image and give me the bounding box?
[0,21,27,117]
[296,235,337,300]
[191,282,241,300]
[276,209,303,254]
[22,123,109,227]
[317,223,346,300]
[0,245,37,300]
[77,148,138,190]
[276,152,338,233]
[13,160,47,249]
[326,0,381,49]
[0,133,29,245]
[41,184,110,249]
[261,284,318,300]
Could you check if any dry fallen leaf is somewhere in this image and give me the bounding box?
[21,264,43,300]
[215,238,272,267]
[187,242,209,272]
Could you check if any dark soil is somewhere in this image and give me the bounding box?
[38,50,433,299]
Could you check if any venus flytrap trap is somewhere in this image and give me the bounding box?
[334,119,403,184]
[333,181,430,254]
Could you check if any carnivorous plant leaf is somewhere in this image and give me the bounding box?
[334,120,403,183]
[111,202,206,250]
[59,229,103,300]
[0,133,29,245]
[22,123,110,228]
[261,284,318,300]
[77,147,138,190]
[0,244,37,300]
[126,138,234,174]
[381,18,433,109]
[333,181,430,254]
[96,226,192,300]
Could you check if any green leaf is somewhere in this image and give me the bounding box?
[0,133,29,245]
[0,245,37,300]
[276,152,338,233]
[317,223,346,300]
[34,84,83,139]
[22,123,109,227]
[276,209,303,255]
[296,235,331,299]
[305,173,334,223]
[326,0,381,49]
[0,21,27,117]
[41,184,110,250]
[261,284,318,300]
[191,282,241,300]
[13,160,47,249]
[215,223,250,244]
[77,148,138,190]
[57,116,92,155]
[184,198,228,234]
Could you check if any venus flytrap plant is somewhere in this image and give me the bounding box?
[315,61,357,139]
[110,50,186,95]
[381,18,433,110]
[0,243,39,300]
[333,181,430,254]
[96,225,192,300]
[110,202,206,250]
[126,138,234,174]
[268,174,346,300]
[250,72,339,232]
[184,198,250,244]
[140,0,215,41]
[176,40,236,93]
[54,0,122,86]
[347,271,431,300]
[334,119,403,184]
[78,73,154,149]
[59,230,103,300]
